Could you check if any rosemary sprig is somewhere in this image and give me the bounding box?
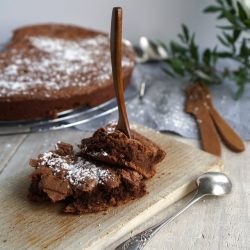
[161,0,250,99]
[161,24,221,86]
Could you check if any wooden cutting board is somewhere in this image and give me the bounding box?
[0,126,223,250]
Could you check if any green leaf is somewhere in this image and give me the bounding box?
[217,51,233,58]
[212,46,218,64]
[170,41,187,54]
[203,49,211,66]
[194,70,214,82]
[217,35,230,46]
[233,30,241,41]
[217,13,226,19]
[215,0,224,6]
[223,10,239,24]
[223,32,234,44]
[162,67,175,77]
[216,25,236,30]
[235,83,245,99]
[225,0,232,7]
[182,24,189,42]
[237,2,248,21]
[204,6,222,13]
[178,34,185,43]
[190,35,199,62]
[243,19,250,27]
[169,59,185,76]
[240,39,249,57]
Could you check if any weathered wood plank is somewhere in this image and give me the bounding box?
[0,134,27,174]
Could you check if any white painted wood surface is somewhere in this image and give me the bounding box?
[0,127,248,250]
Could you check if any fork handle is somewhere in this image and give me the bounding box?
[194,107,221,157]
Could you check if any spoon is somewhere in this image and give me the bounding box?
[115,172,232,250]
[110,7,131,138]
[136,37,168,63]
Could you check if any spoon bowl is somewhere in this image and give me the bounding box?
[137,36,168,63]
[197,172,232,196]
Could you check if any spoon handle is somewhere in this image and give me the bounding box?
[115,190,205,250]
[110,7,131,138]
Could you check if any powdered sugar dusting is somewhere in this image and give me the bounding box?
[39,150,113,187]
[0,34,134,97]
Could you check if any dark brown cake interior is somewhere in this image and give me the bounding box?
[29,141,146,214]
[80,124,166,179]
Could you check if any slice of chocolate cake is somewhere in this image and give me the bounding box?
[80,124,166,179]
[28,141,146,214]
[0,24,135,120]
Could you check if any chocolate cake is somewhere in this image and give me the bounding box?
[0,24,135,120]
[80,124,166,179]
[29,141,146,214]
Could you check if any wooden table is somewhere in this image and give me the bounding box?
[0,128,249,250]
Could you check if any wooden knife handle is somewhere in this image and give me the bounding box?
[199,84,245,153]
[209,108,245,152]
[194,108,221,157]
